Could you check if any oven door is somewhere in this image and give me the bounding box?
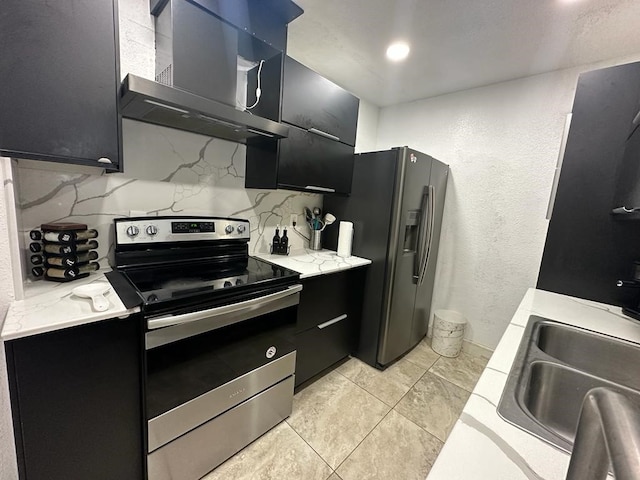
[145,284,301,455]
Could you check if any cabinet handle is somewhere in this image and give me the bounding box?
[97,157,112,164]
[308,128,340,142]
[317,314,347,329]
[546,113,572,220]
[305,185,336,193]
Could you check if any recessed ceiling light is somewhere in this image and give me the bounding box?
[386,42,410,62]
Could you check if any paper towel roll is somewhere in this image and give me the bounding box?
[337,221,353,257]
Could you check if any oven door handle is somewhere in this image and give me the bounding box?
[147,284,303,330]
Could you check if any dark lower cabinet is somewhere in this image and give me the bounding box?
[6,316,144,480]
[295,268,367,388]
[0,0,122,171]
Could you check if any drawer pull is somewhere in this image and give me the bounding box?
[305,185,336,193]
[317,314,347,329]
[308,127,340,142]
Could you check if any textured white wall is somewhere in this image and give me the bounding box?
[354,100,380,153]
[0,161,18,479]
[376,57,640,349]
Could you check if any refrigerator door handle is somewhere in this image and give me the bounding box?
[414,186,429,282]
[417,185,435,286]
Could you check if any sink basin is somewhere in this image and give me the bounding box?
[536,323,640,390]
[498,316,640,452]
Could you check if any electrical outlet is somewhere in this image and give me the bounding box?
[290,214,298,226]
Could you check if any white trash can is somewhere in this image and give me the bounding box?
[431,310,467,357]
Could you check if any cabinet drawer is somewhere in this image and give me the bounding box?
[295,313,352,386]
[277,124,354,195]
[297,271,351,333]
[282,56,359,146]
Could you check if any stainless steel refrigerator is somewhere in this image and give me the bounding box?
[324,147,449,369]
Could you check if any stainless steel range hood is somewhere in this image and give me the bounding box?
[120,0,301,143]
[120,74,289,142]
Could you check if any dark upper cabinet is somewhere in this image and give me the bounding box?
[277,125,355,194]
[538,61,640,306]
[0,0,122,171]
[612,106,640,214]
[281,56,359,147]
[245,56,359,194]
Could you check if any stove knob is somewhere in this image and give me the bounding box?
[126,225,140,237]
[235,278,243,285]
[147,294,159,302]
[146,225,158,236]
[223,281,233,288]
[237,224,246,234]
[225,225,234,234]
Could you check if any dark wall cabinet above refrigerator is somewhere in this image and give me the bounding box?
[246,56,360,195]
[0,0,122,171]
[281,56,359,147]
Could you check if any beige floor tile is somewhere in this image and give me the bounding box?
[394,372,470,442]
[429,351,488,392]
[202,422,332,480]
[336,357,426,406]
[403,339,441,369]
[336,410,443,480]
[287,370,391,469]
[327,474,343,480]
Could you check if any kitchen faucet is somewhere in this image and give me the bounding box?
[565,387,640,480]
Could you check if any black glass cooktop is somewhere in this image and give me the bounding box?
[122,256,299,307]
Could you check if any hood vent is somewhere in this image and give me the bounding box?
[120,0,301,143]
[120,74,288,142]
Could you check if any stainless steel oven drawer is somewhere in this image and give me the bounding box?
[147,374,294,480]
[148,351,296,452]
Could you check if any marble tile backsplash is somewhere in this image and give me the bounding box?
[14,119,320,273]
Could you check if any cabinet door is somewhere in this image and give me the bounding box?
[295,314,352,386]
[6,317,144,480]
[277,125,355,194]
[294,268,367,387]
[0,0,121,170]
[282,56,359,146]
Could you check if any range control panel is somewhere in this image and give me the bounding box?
[115,216,250,245]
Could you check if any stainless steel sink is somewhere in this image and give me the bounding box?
[498,316,640,453]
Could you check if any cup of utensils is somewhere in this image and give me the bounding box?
[304,207,336,232]
[304,207,336,250]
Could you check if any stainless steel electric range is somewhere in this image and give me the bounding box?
[107,216,301,480]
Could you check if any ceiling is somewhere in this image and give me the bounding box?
[286,0,640,107]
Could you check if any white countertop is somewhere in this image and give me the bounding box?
[254,248,371,279]
[1,270,140,341]
[427,288,640,480]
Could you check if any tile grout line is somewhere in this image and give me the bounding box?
[285,418,336,475]
[392,372,485,444]
[337,355,442,409]
[332,405,397,474]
